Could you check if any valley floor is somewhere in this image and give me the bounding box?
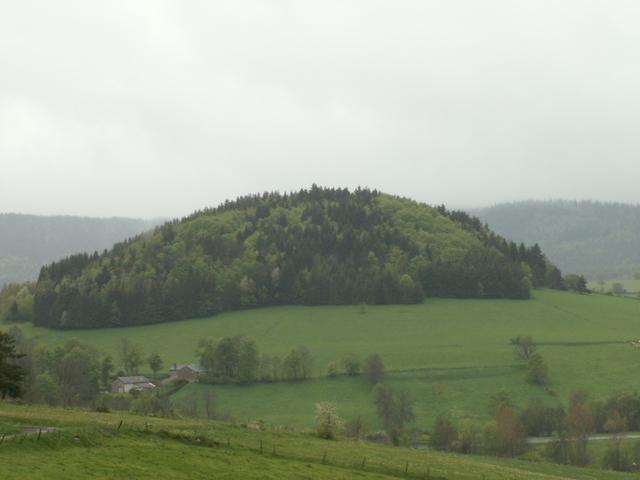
[14,290,640,429]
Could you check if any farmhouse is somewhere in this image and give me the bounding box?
[169,363,207,383]
[111,376,157,394]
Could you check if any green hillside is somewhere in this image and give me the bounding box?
[474,200,640,279]
[0,403,635,480]
[17,290,640,430]
[32,187,560,329]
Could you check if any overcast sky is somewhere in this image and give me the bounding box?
[1,1,639,218]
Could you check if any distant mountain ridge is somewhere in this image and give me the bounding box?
[0,213,159,285]
[473,200,640,279]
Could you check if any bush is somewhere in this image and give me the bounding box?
[343,416,366,440]
[95,393,132,412]
[526,353,549,386]
[342,354,361,376]
[363,354,385,384]
[315,402,342,440]
[430,416,457,451]
[326,361,339,378]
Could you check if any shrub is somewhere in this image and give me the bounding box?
[315,402,342,440]
[343,416,366,440]
[430,416,457,451]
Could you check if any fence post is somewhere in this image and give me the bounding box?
[404,461,408,475]
[0,433,5,445]
[322,450,327,464]
[37,429,42,441]
[117,420,123,431]
[361,456,366,468]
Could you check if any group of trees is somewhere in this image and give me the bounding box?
[29,187,564,329]
[510,335,550,386]
[0,282,35,324]
[1,326,171,408]
[197,336,312,384]
[430,390,640,472]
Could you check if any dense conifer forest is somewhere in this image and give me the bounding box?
[32,187,562,329]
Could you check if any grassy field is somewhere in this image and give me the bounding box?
[0,402,637,480]
[13,290,640,429]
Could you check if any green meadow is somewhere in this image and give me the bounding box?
[15,290,640,429]
[0,402,636,480]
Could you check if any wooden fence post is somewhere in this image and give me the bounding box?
[117,420,123,431]
[404,461,408,475]
[322,451,327,464]
[37,429,42,440]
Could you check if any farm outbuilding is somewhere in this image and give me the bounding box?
[111,376,157,394]
[169,364,207,383]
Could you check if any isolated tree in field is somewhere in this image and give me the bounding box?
[0,330,25,398]
[148,353,163,377]
[100,355,114,387]
[315,401,342,440]
[525,352,549,386]
[510,335,536,361]
[430,416,458,451]
[342,353,361,376]
[363,353,385,384]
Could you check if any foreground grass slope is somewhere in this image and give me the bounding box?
[0,403,635,480]
[18,290,640,429]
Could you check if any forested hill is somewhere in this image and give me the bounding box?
[33,187,561,329]
[0,214,159,285]
[473,200,640,279]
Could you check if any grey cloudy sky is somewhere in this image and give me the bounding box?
[1,1,639,218]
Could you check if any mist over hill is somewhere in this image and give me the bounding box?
[473,200,640,279]
[33,187,561,329]
[0,214,159,285]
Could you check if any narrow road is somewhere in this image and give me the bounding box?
[528,432,640,444]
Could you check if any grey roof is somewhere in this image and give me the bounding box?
[170,363,207,373]
[115,376,152,384]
